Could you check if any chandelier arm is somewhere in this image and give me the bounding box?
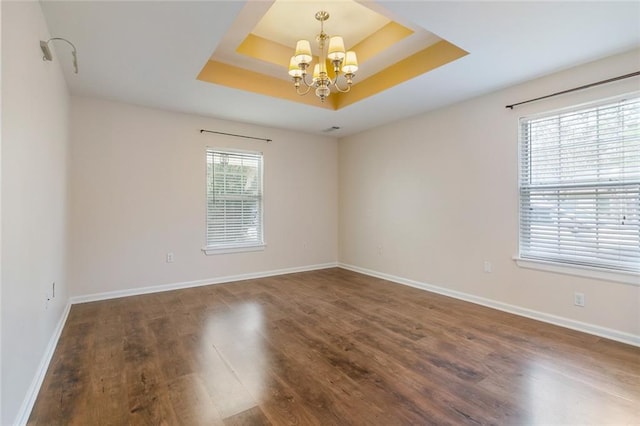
[332,70,352,93]
[333,79,352,93]
[300,72,315,88]
[296,84,313,95]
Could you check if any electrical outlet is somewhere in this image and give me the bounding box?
[574,292,585,307]
[166,252,174,263]
[483,261,492,273]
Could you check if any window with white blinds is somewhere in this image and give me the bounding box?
[519,95,640,274]
[206,149,263,252]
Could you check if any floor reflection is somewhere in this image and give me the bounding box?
[202,302,267,418]
[526,359,634,424]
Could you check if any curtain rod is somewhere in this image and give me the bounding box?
[200,129,272,143]
[505,71,640,110]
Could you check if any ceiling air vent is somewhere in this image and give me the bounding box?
[322,126,341,132]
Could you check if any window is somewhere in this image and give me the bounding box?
[518,95,640,276]
[204,149,264,254]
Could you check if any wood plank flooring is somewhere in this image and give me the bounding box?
[28,268,640,425]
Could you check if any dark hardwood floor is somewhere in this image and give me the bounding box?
[28,268,639,425]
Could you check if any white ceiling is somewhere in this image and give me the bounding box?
[252,0,390,49]
[40,1,640,137]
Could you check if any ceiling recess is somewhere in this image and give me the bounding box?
[197,0,468,110]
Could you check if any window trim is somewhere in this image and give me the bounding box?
[516,93,640,280]
[202,243,266,256]
[513,256,639,286]
[203,147,265,255]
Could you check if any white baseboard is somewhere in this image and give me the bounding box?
[14,301,72,426]
[338,263,640,348]
[70,262,339,304]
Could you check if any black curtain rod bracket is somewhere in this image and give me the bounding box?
[506,71,640,110]
[200,129,272,143]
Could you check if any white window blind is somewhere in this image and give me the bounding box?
[519,95,640,273]
[206,149,263,250]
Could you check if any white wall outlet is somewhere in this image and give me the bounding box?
[166,252,174,263]
[483,261,492,273]
[574,292,585,307]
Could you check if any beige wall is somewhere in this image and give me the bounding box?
[68,97,338,297]
[1,2,70,424]
[339,49,640,338]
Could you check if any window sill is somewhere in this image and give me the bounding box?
[513,257,639,286]
[202,244,266,256]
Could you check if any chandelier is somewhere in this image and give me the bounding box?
[288,11,359,103]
